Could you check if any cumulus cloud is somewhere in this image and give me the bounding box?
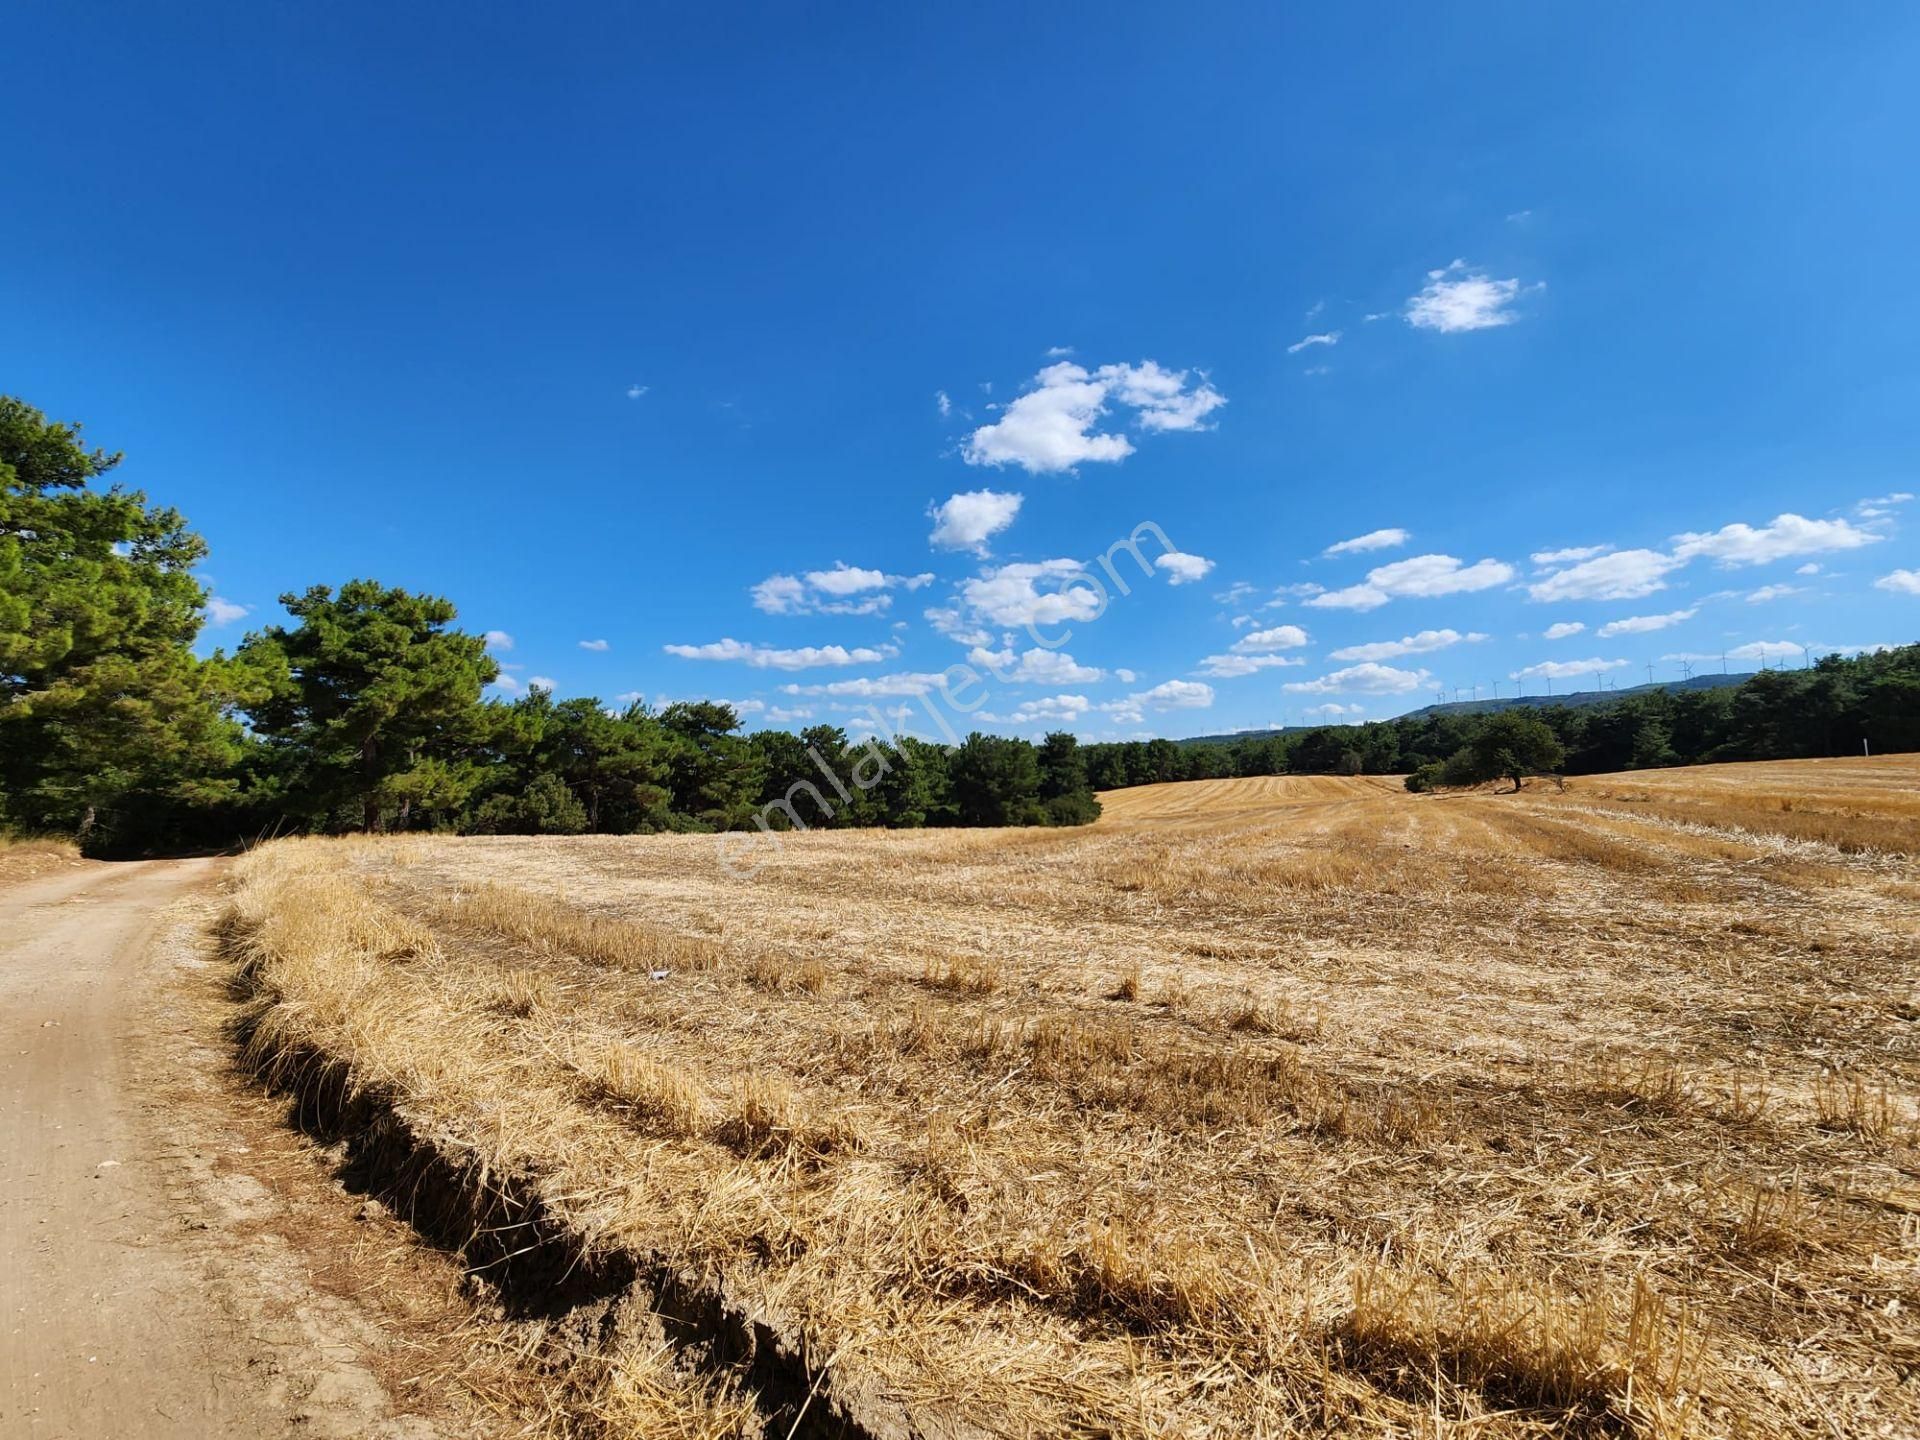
[958,559,1105,629]
[1670,513,1881,568]
[1595,609,1696,638]
[1283,663,1431,695]
[1287,331,1341,354]
[483,630,514,651]
[985,693,1093,726]
[528,675,557,692]
[1405,260,1534,332]
[578,638,610,651]
[1527,548,1681,602]
[1231,624,1310,653]
[922,605,994,649]
[1543,621,1586,640]
[205,596,250,626]
[1129,679,1214,710]
[751,564,933,616]
[625,384,648,400]
[935,390,952,417]
[1329,628,1485,662]
[1308,554,1514,611]
[1324,527,1410,557]
[967,646,1105,685]
[1155,550,1215,585]
[1302,702,1365,718]
[1511,658,1628,681]
[1876,568,1920,596]
[1744,585,1801,604]
[928,489,1023,554]
[663,638,898,670]
[961,360,1224,474]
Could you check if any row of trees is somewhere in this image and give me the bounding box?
[1083,644,1920,792]
[0,398,1101,853]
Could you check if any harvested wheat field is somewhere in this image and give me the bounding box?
[222,754,1920,1438]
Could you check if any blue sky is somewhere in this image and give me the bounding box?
[7,4,1918,740]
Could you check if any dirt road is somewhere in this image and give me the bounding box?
[0,860,453,1439]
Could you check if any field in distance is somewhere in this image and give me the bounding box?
[225,755,1920,1438]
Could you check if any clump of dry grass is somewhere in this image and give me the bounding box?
[433,881,720,972]
[922,954,1003,995]
[582,1041,708,1136]
[0,834,81,886]
[1813,1072,1907,1145]
[1341,1264,1698,1433]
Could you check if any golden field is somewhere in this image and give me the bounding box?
[223,755,1920,1438]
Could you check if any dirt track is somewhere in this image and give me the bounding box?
[0,860,454,1439]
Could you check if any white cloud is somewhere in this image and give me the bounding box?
[1303,702,1365,718]
[483,629,514,651]
[1128,679,1214,710]
[528,675,557,692]
[1511,658,1629,681]
[1324,527,1410,557]
[663,638,897,670]
[1196,652,1306,678]
[927,489,1023,555]
[967,646,1105,685]
[1114,668,1138,684]
[1155,550,1215,585]
[987,693,1093,726]
[1743,585,1801,604]
[1287,331,1341,354]
[751,564,932,615]
[578,638,610,651]
[625,384,649,400]
[1670,513,1881,568]
[1531,544,1612,566]
[961,360,1224,474]
[935,390,951,417]
[766,705,815,722]
[1795,563,1821,576]
[1527,549,1681,602]
[489,674,523,695]
[1329,628,1485,662]
[959,559,1105,629]
[923,605,994,649]
[782,672,948,699]
[806,562,892,596]
[1308,554,1514,611]
[1405,260,1533,333]
[1856,491,1914,519]
[1876,568,1920,596]
[205,596,249,626]
[1214,581,1258,606]
[1543,621,1586,640]
[1596,609,1696,637]
[1230,624,1310,653]
[1283,663,1431,695]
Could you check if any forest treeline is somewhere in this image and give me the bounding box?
[6,396,1915,853]
[0,397,1099,853]
[1082,644,1920,792]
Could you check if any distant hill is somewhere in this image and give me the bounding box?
[1179,671,1758,746]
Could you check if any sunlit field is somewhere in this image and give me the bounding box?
[225,755,1920,1438]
